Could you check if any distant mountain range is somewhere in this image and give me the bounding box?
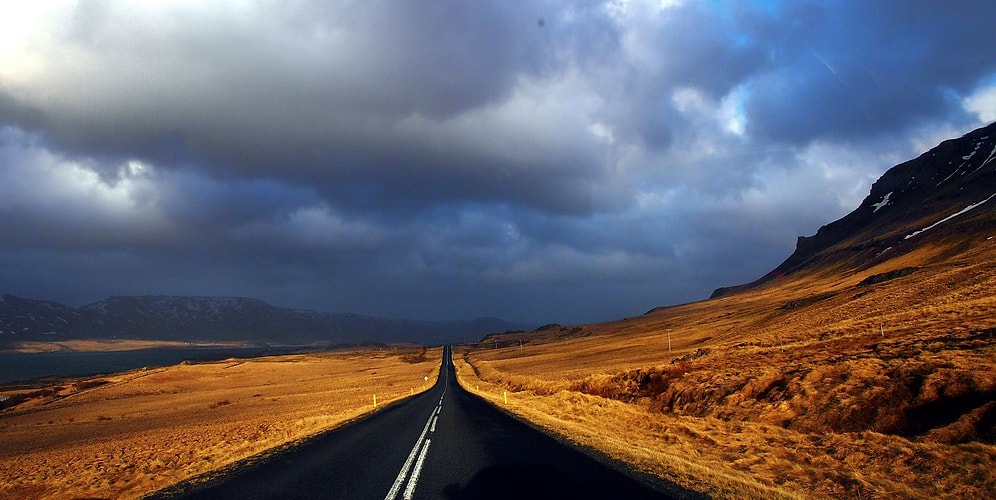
[713,121,996,297]
[0,294,528,346]
[8,123,994,347]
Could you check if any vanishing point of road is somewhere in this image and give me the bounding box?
[155,346,702,499]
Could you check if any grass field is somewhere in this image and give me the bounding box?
[455,238,996,499]
[0,346,441,499]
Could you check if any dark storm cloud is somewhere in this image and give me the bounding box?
[742,0,996,144]
[1,1,994,324]
[588,1,768,152]
[0,0,621,217]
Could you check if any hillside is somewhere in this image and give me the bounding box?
[455,123,996,498]
[713,121,996,297]
[0,295,525,346]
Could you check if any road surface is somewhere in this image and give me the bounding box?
[159,346,700,499]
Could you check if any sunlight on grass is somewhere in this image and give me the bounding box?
[455,240,996,499]
[0,347,441,499]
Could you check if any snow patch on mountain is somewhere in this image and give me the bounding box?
[872,192,893,213]
[905,192,996,240]
[935,136,996,186]
[980,143,996,169]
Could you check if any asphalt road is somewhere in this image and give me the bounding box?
[161,346,700,499]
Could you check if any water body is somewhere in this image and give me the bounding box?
[0,346,300,384]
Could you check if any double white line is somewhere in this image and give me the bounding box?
[385,394,444,500]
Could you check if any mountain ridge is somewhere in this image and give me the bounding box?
[469,124,996,499]
[0,294,528,346]
[712,121,996,298]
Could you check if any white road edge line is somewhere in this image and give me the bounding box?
[402,439,431,500]
[384,412,435,500]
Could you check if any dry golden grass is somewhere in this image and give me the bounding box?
[457,238,996,499]
[0,347,441,500]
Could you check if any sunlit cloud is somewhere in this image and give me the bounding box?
[964,85,996,124]
[0,1,993,323]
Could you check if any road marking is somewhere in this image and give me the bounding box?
[403,439,431,500]
[384,411,435,500]
[386,346,450,499]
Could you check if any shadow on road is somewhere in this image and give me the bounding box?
[441,463,627,500]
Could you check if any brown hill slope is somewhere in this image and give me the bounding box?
[714,121,996,297]
[455,123,996,499]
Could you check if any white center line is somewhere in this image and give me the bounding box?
[384,411,435,500]
[402,439,431,500]
[385,348,449,500]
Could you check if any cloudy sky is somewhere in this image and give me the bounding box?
[1,1,994,325]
